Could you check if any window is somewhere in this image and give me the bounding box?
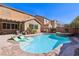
[35,25,38,29]
[2,23,19,29]
[29,24,33,29]
[7,23,10,29]
[15,24,18,29]
[29,24,38,29]
[11,24,14,29]
[3,23,6,29]
[11,24,18,29]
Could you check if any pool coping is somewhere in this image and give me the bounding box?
[25,33,55,37]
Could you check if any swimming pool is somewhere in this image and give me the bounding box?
[20,34,71,54]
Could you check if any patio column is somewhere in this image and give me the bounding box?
[18,23,23,31]
[18,23,21,31]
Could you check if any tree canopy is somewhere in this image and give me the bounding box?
[70,16,79,28]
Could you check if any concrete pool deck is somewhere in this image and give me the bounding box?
[59,37,79,56]
[0,34,62,56]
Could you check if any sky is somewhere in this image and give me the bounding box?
[3,3,79,24]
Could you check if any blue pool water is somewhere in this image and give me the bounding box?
[20,34,71,54]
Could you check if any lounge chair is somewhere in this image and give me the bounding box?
[13,35,27,42]
[13,35,34,42]
[56,32,61,34]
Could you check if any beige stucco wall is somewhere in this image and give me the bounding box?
[24,19,41,33]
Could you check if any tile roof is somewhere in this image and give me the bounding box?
[0,4,35,22]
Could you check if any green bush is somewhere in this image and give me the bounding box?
[32,29,37,34]
[27,27,37,34]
